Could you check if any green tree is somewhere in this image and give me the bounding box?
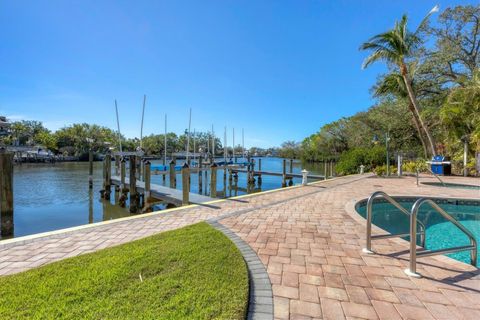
[35,131,58,152]
[360,10,438,156]
[55,123,119,156]
[423,5,480,87]
[374,71,429,157]
[278,141,301,159]
[440,70,480,154]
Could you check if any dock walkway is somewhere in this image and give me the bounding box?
[110,175,215,205]
[231,168,325,179]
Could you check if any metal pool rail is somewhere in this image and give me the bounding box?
[363,191,426,254]
[362,191,477,278]
[405,198,477,277]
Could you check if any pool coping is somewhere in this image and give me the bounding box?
[345,195,479,272]
[420,181,480,189]
[0,173,357,249]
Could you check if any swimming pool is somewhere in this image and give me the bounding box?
[356,197,480,265]
[421,182,480,190]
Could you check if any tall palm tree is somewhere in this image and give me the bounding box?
[375,71,429,158]
[360,8,439,156]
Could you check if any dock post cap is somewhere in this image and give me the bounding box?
[144,160,151,165]
[170,159,176,165]
[182,162,189,168]
[211,162,218,168]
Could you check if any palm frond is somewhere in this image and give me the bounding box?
[415,5,439,35]
[374,72,407,98]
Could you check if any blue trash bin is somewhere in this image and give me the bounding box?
[430,155,451,175]
[431,163,443,175]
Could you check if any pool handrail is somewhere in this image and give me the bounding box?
[363,191,426,254]
[426,167,447,187]
[405,198,477,277]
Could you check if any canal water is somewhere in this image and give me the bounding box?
[4,158,327,240]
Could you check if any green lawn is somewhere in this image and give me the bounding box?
[0,222,249,319]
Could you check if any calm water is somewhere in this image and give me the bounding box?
[356,199,480,264]
[3,158,327,239]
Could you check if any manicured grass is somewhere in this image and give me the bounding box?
[0,222,249,319]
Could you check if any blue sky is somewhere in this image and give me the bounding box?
[0,0,473,148]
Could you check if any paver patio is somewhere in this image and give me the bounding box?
[0,173,479,319]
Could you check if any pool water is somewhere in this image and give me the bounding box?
[356,198,480,265]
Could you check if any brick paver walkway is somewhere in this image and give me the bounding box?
[1,173,479,319]
[221,175,480,320]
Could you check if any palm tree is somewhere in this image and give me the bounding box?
[374,71,429,158]
[360,8,439,156]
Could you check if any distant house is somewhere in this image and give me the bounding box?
[0,116,10,136]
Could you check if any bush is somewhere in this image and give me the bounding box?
[373,165,397,176]
[335,148,367,175]
[336,146,388,175]
[367,146,388,168]
[402,159,428,173]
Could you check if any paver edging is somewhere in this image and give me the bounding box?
[207,220,273,320]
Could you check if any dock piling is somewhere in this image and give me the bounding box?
[129,155,138,213]
[0,150,14,237]
[119,158,127,207]
[120,158,126,189]
[247,155,254,185]
[282,159,287,187]
[210,162,217,198]
[115,155,120,176]
[140,159,145,182]
[104,154,112,200]
[290,159,293,173]
[182,163,190,205]
[169,159,176,188]
[198,157,203,193]
[144,161,151,209]
[88,150,93,189]
[136,156,142,181]
[258,158,262,184]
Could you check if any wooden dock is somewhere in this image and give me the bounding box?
[110,175,215,206]
[231,168,325,180]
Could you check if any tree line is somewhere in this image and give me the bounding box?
[1,120,279,159]
[278,5,480,175]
